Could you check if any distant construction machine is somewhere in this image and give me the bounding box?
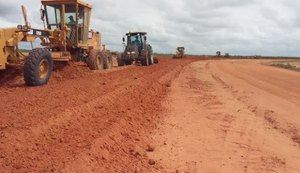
[0,0,112,86]
[173,47,185,59]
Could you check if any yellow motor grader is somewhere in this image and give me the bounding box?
[0,0,112,86]
[173,47,185,59]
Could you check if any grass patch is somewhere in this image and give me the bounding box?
[271,61,300,72]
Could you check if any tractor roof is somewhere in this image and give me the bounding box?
[126,32,147,36]
[41,0,92,9]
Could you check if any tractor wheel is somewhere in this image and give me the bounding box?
[154,57,159,64]
[105,53,113,69]
[147,45,153,65]
[87,49,104,70]
[141,57,149,66]
[117,53,125,66]
[117,58,125,66]
[125,60,133,65]
[149,55,154,65]
[23,48,53,86]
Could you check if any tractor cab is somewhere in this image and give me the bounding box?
[41,0,92,46]
[119,31,155,66]
[124,32,147,52]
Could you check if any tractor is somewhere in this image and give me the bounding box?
[173,47,185,59]
[0,0,112,86]
[118,32,158,66]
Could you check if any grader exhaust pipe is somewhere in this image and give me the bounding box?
[21,5,31,29]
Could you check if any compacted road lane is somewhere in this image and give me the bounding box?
[150,59,300,173]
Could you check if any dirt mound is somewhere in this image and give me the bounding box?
[0,67,24,87]
[50,61,91,83]
[0,62,92,87]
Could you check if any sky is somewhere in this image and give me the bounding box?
[0,0,300,56]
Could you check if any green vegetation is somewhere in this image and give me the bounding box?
[271,62,300,72]
[20,49,30,56]
[19,49,31,53]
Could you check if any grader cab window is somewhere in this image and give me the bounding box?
[65,4,77,44]
[45,5,61,30]
[78,6,91,43]
[44,2,91,45]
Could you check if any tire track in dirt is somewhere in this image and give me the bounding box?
[212,60,300,148]
[210,60,300,171]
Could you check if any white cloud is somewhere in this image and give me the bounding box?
[0,0,299,56]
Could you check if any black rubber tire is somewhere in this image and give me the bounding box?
[105,54,113,69]
[125,60,133,65]
[141,57,149,66]
[87,49,104,70]
[117,53,125,66]
[154,57,159,64]
[149,55,154,65]
[117,58,125,66]
[23,48,53,86]
[147,45,153,65]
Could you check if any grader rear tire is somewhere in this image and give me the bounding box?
[23,48,53,86]
[105,54,113,69]
[87,49,104,70]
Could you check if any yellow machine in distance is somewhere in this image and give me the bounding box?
[173,47,185,59]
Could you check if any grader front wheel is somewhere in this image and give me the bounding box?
[23,49,53,86]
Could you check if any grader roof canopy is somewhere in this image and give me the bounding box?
[41,0,92,9]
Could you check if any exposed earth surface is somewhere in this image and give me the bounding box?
[0,57,300,173]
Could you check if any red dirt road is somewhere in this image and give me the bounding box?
[0,58,195,172]
[1,58,300,172]
[150,59,300,172]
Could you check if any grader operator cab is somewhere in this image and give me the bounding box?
[0,0,112,86]
[173,47,185,59]
[118,32,158,66]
